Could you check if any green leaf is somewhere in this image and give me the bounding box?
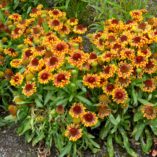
[138,98,152,105]
[0,10,5,23]
[133,111,143,122]
[13,0,20,9]
[76,95,93,106]
[132,123,146,141]
[59,142,72,157]
[42,22,49,33]
[32,131,45,146]
[35,98,43,108]
[100,121,112,139]
[44,91,53,105]
[107,135,114,157]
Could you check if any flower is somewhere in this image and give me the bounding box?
[69,103,86,118]
[144,59,157,74]
[141,104,157,120]
[116,77,130,87]
[38,70,52,84]
[99,94,110,104]
[45,55,64,72]
[73,24,87,34]
[22,82,36,97]
[130,10,143,21]
[112,87,128,104]
[10,59,22,68]
[48,19,63,31]
[65,124,82,141]
[97,103,111,119]
[53,71,71,88]
[56,105,64,114]
[10,73,24,86]
[4,48,18,57]
[53,41,69,56]
[67,18,78,26]
[68,50,88,69]
[81,111,98,127]
[142,79,156,93]
[102,83,115,95]
[133,55,147,68]
[117,62,133,78]
[28,58,44,72]
[83,74,100,89]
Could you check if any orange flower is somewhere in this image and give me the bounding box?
[144,59,157,74]
[56,105,64,114]
[97,103,111,119]
[101,64,117,79]
[130,10,143,22]
[4,48,18,57]
[9,13,22,22]
[137,48,151,58]
[53,41,69,56]
[116,77,130,87]
[103,83,115,95]
[67,18,78,26]
[112,87,128,104]
[69,103,86,119]
[73,24,87,34]
[22,48,34,61]
[22,82,36,97]
[48,19,63,31]
[130,35,147,47]
[11,27,25,39]
[10,73,24,86]
[68,50,88,69]
[28,58,44,72]
[10,59,22,68]
[48,9,63,18]
[65,124,82,141]
[99,94,110,104]
[141,104,157,120]
[58,25,70,35]
[83,74,100,89]
[53,71,71,88]
[120,48,135,61]
[81,111,98,127]
[142,79,156,93]
[133,55,147,68]
[45,55,64,72]
[38,70,52,84]
[117,62,133,78]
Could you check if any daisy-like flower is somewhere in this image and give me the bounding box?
[56,104,64,114]
[101,51,115,63]
[65,124,82,141]
[11,27,25,39]
[28,58,44,72]
[4,48,18,57]
[53,41,69,56]
[22,82,36,97]
[67,18,78,26]
[137,48,151,58]
[42,33,59,46]
[130,35,147,48]
[98,75,107,87]
[103,83,115,95]
[112,87,128,104]
[45,55,64,72]
[38,70,52,84]
[88,52,98,64]
[48,19,63,31]
[130,10,143,22]
[68,50,88,69]
[58,25,70,35]
[69,103,86,119]
[53,71,71,88]
[34,46,45,57]
[144,59,157,74]
[116,77,131,87]
[117,62,133,78]
[10,59,22,68]
[133,55,147,68]
[22,48,34,61]
[99,94,110,104]
[97,103,111,119]
[101,64,117,79]
[73,24,87,34]
[120,48,135,61]
[48,9,63,18]
[10,73,24,86]
[24,36,34,46]
[141,104,157,120]
[81,111,98,127]
[142,79,156,93]
[9,13,22,22]
[83,74,100,89]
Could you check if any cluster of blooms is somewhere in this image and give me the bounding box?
[5,7,157,143]
[88,9,157,120]
[65,103,98,141]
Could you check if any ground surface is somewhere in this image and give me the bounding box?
[0,125,151,157]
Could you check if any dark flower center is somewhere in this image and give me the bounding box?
[57,74,66,82]
[41,73,49,80]
[144,79,153,87]
[49,56,58,65]
[56,43,64,51]
[31,58,39,66]
[72,53,81,61]
[73,105,82,114]
[84,113,94,122]
[69,128,78,136]
[25,84,33,91]
[52,20,60,26]
[87,77,96,83]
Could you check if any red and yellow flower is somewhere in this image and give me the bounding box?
[142,79,156,93]
[10,73,24,86]
[53,71,71,88]
[38,70,52,84]
[81,111,98,127]
[65,124,82,141]
[22,82,36,97]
